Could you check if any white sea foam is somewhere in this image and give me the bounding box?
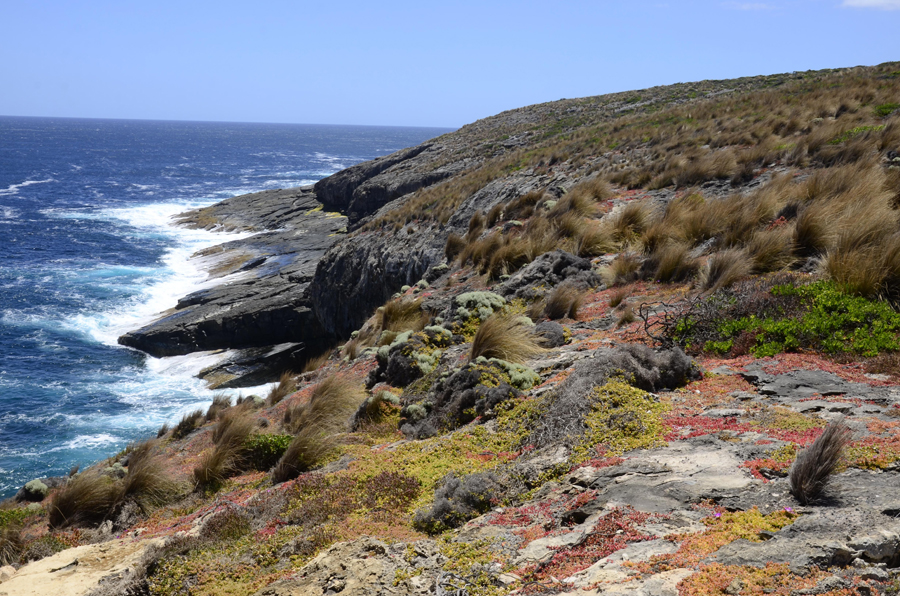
[0,206,19,220]
[0,178,54,197]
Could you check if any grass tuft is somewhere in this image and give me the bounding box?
[469,313,545,363]
[48,473,122,529]
[789,420,851,505]
[543,285,585,320]
[379,297,426,333]
[273,376,367,483]
[171,409,203,440]
[700,249,751,292]
[266,371,296,406]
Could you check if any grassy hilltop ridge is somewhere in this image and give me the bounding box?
[2,61,900,596]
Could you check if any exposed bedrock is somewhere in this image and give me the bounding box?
[117,188,345,362]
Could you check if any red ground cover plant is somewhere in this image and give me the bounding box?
[516,507,657,592]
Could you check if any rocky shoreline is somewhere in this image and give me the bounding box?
[2,62,899,596]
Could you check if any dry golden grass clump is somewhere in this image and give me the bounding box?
[444,232,466,262]
[648,240,698,283]
[273,375,367,483]
[469,313,545,363]
[604,252,642,286]
[379,297,426,333]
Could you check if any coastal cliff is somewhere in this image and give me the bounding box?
[3,62,900,596]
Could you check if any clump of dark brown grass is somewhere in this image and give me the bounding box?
[205,393,232,420]
[273,376,367,483]
[469,314,545,363]
[171,409,203,440]
[543,285,585,320]
[486,203,504,227]
[156,422,169,438]
[266,371,296,406]
[789,420,851,505]
[467,210,486,240]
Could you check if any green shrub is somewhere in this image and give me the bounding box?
[674,280,900,357]
[243,433,293,471]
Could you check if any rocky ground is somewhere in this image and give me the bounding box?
[2,62,900,596]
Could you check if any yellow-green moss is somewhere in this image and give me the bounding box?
[572,379,669,462]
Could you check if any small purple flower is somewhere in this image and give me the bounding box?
[714,512,722,518]
[784,507,793,513]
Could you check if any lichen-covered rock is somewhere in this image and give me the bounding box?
[400,361,523,438]
[252,537,441,596]
[499,249,602,300]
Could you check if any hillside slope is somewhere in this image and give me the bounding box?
[2,62,900,596]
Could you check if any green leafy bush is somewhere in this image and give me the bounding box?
[243,433,293,471]
[674,281,900,357]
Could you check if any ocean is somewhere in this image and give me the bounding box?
[0,116,450,498]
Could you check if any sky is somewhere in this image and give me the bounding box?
[1,0,898,128]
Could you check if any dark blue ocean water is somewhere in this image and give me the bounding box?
[0,116,450,497]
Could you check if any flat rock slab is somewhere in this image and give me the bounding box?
[0,537,162,596]
[253,537,440,596]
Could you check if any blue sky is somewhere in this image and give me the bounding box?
[1,0,897,127]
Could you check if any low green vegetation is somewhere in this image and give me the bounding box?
[674,280,900,357]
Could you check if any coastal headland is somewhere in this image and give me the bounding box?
[2,62,900,596]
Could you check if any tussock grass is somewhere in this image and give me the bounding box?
[274,375,366,483]
[379,297,426,333]
[469,313,545,363]
[573,222,615,257]
[486,203,504,227]
[342,338,363,360]
[604,252,642,286]
[616,304,636,327]
[467,210,486,240]
[747,227,796,273]
[789,420,851,505]
[302,348,332,374]
[648,241,698,283]
[0,521,23,565]
[171,409,203,440]
[48,473,122,529]
[194,409,255,490]
[121,441,179,510]
[543,285,585,320]
[266,371,296,406]
[608,286,630,308]
[607,201,652,245]
[444,233,466,262]
[700,249,751,292]
[205,393,232,421]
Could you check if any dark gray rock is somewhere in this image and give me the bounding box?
[499,250,602,300]
[197,343,310,389]
[534,321,566,347]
